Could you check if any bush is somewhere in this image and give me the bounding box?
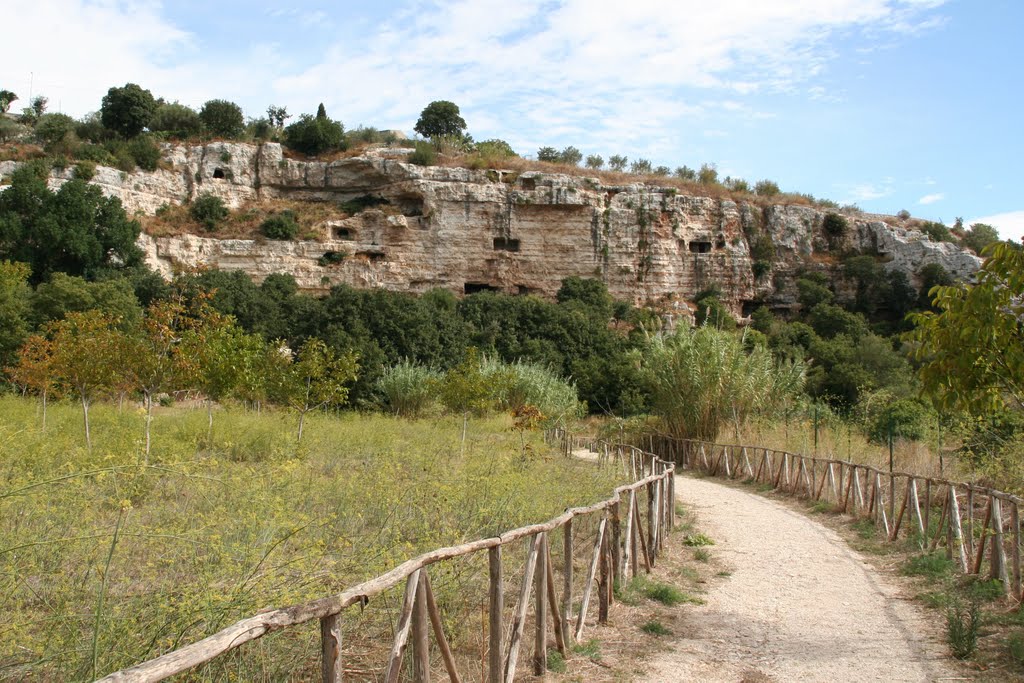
[190,193,228,231]
[407,140,437,166]
[73,161,96,181]
[641,621,671,636]
[414,100,467,139]
[284,110,346,156]
[0,117,26,143]
[199,99,245,138]
[869,398,931,443]
[260,211,299,240]
[752,260,771,279]
[585,154,604,169]
[920,221,953,243]
[318,250,347,266]
[33,113,77,148]
[755,179,780,196]
[376,361,443,417]
[74,142,116,165]
[150,102,202,139]
[127,134,161,171]
[823,212,848,239]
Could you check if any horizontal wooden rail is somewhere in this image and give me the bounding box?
[97,432,675,683]
[650,435,1022,604]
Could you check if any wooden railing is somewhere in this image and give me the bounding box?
[648,435,1022,602]
[97,431,675,682]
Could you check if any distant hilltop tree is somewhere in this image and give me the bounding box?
[101,83,156,138]
[414,100,467,139]
[285,104,346,156]
[0,89,17,113]
[200,99,245,139]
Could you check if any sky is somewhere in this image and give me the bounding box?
[6,0,1023,242]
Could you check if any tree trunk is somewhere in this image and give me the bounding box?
[81,394,92,451]
[144,391,153,464]
[297,409,306,442]
[207,398,214,444]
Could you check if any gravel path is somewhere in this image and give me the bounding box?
[638,475,957,682]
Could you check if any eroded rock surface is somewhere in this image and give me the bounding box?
[1,142,982,314]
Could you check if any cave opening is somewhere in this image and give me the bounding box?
[493,237,521,252]
[689,241,712,254]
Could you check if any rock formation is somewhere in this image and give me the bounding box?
[0,142,982,317]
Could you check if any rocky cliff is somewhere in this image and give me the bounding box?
[1,142,982,317]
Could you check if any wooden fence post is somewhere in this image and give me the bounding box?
[575,518,607,641]
[320,613,343,683]
[562,520,573,645]
[488,547,503,683]
[422,573,461,683]
[504,535,539,683]
[991,498,1010,594]
[412,573,430,683]
[1012,502,1022,602]
[534,533,548,676]
[384,570,421,683]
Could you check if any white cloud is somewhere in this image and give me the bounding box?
[918,192,944,204]
[838,177,896,203]
[4,0,949,156]
[967,211,1024,244]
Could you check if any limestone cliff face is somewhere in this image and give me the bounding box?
[1,142,982,316]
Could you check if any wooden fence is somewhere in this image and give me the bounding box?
[96,431,675,682]
[646,434,1022,602]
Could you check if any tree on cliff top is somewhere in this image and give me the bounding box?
[414,100,467,139]
[284,106,346,156]
[0,90,17,113]
[100,83,156,138]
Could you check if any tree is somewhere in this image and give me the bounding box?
[906,242,1024,414]
[755,179,780,196]
[190,193,229,231]
[284,110,346,156]
[199,99,245,138]
[440,347,494,452]
[0,260,31,367]
[267,105,290,128]
[608,155,628,172]
[272,337,358,441]
[0,166,143,284]
[963,223,1000,255]
[585,154,604,169]
[6,334,58,429]
[32,272,142,327]
[675,166,696,181]
[33,113,77,149]
[123,299,197,460]
[414,100,467,139]
[30,96,47,117]
[559,146,582,166]
[48,310,124,449]
[698,163,718,185]
[0,89,16,113]
[536,146,560,162]
[100,83,156,138]
[630,158,652,174]
[150,102,201,138]
[653,165,671,177]
[917,262,953,309]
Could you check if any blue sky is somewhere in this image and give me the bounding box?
[8,0,1023,241]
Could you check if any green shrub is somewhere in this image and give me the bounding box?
[823,212,848,239]
[318,250,347,266]
[752,260,771,279]
[870,399,931,444]
[73,161,96,181]
[694,548,711,562]
[150,102,202,139]
[683,533,715,547]
[199,99,245,138]
[190,193,229,231]
[260,211,299,240]
[127,134,161,171]
[100,83,156,138]
[902,551,953,578]
[546,649,567,673]
[641,621,672,636]
[284,110,346,156]
[33,112,77,148]
[920,221,954,243]
[755,179,780,196]
[75,142,116,165]
[408,141,437,166]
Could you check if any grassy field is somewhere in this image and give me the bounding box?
[0,396,621,681]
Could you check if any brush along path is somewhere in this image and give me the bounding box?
[639,475,954,683]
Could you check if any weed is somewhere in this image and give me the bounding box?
[1008,633,1024,667]
[716,570,732,578]
[641,620,672,636]
[903,552,954,579]
[963,578,1007,603]
[694,548,711,562]
[547,649,567,673]
[947,600,980,659]
[810,501,831,514]
[851,519,877,540]
[571,639,601,659]
[683,533,715,547]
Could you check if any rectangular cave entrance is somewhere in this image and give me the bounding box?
[464,282,499,295]
[493,237,521,252]
[357,251,386,262]
[688,241,712,253]
[333,227,355,240]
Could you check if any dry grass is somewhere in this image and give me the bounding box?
[141,198,351,240]
[0,142,46,164]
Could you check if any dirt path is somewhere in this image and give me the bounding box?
[638,475,957,682]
